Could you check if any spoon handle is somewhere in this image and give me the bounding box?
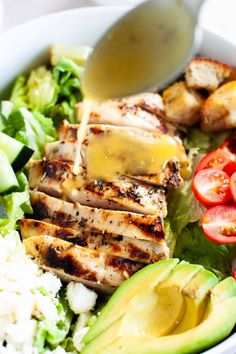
[184,0,204,19]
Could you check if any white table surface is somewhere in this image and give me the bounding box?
[2,0,236,46]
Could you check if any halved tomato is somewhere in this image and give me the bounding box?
[194,149,231,175]
[192,169,231,206]
[201,205,236,244]
[230,172,236,203]
[223,161,236,176]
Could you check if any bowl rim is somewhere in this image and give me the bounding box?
[0,5,235,354]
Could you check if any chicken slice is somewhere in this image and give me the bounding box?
[185,57,231,91]
[29,159,167,216]
[201,81,236,132]
[75,93,175,134]
[24,236,142,292]
[48,124,187,188]
[163,81,204,126]
[30,191,165,243]
[21,219,169,264]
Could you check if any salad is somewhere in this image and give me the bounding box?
[0,45,236,354]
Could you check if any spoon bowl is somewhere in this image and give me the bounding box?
[82,0,203,100]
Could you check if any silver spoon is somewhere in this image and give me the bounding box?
[81,0,204,100]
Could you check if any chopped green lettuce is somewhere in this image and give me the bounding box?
[3,106,56,159]
[10,76,28,108]
[48,57,83,125]
[0,172,32,234]
[27,66,58,112]
[35,291,73,353]
[9,57,84,128]
[167,180,202,235]
[184,127,229,153]
[174,223,234,279]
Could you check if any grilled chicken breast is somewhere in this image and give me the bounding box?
[30,191,165,243]
[45,140,184,188]
[75,93,176,134]
[21,219,169,264]
[47,124,186,188]
[29,159,167,215]
[24,236,142,292]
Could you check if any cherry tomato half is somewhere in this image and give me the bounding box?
[230,172,236,203]
[223,161,236,176]
[195,149,231,175]
[192,169,231,206]
[201,205,236,244]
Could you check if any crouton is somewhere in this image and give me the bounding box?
[163,81,204,126]
[185,57,231,91]
[201,81,236,132]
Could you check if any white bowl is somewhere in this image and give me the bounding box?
[0,6,235,353]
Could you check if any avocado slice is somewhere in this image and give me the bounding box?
[172,268,218,334]
[82,263,236,354]
[83,258,179,345]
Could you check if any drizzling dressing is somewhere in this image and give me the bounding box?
[73,99,92,175]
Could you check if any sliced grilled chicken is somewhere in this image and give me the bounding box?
[21,219,169,264]
[75,93,176,134]
[45,140,184,188]
[24,236,142,292]
[30,191,165,243]
[29,159,167,215]
[48,124,187,188]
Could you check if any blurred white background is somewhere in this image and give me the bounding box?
[1,0,236,44]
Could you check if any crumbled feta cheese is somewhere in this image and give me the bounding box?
[67,282,97,314]
[0,232,64,354]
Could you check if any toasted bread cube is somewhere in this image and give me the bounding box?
[201,81,236,132]
[185,57,231,91]
[163,81,204,126]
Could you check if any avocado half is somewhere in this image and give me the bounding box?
[81,259,236,354]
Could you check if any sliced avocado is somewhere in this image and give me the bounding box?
[154,261,202,335]
[82,260,202,354]
[172,268,218,334]
[83,258,179,345]
[82,264,236,354]
[210,277,236,304]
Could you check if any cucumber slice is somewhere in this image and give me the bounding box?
[0,131,34,171]
[0,150,19,194]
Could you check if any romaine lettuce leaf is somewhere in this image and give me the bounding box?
[0,172,32,234]
[174,223,234,279]
[167,180,202,235]
[184,126,229,153]
[48,58,83,125]
[27,66,58,112]
[10,75,28,108]
[3,106,56,159]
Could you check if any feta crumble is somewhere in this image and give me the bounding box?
[66,283,97,314]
